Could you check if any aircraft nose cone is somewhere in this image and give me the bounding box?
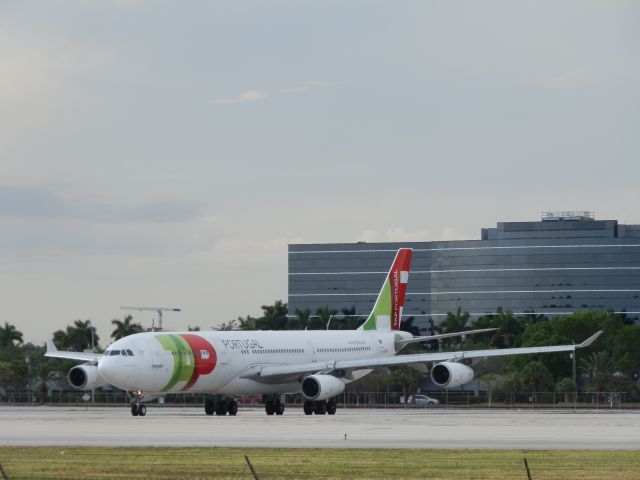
[98,356,117,385]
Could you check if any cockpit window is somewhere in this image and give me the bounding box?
[106,349,134,356]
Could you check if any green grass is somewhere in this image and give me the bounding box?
[0,447,638,479]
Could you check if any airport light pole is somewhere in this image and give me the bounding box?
[121,306,182,331]
[88,322,95,352]
[25,356,31,404]
[87,321,95,406]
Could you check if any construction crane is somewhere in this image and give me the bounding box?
[120,306,181,331]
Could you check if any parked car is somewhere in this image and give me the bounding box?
[400,394,440,406]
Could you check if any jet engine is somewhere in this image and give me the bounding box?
[68,365,106,390]
[430,362,474,388]
[301,374,345,401]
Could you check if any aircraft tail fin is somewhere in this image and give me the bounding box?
[358,248,413,332]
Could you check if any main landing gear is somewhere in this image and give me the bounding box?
[304,399,337,415]
[204,396,238,416]
[264,397,285,416]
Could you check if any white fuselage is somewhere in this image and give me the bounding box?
[97,329,408,396]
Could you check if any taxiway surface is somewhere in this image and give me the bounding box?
[1,406,638,450]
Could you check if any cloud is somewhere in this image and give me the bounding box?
[0,185,205,224]
[281,80,327,95]
[209,90,268,105]
[356,227,471,243]
[356,228,432,243]
[438,227,471,242]
[0,186,74,218]
[384,227,432,242]
[0,35,94,104]
[356,229,379,243]
[208,81,328,107]
[210,236,303,269]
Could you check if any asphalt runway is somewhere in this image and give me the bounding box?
[1,406,638,450]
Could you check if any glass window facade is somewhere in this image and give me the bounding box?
[288,218,640,332]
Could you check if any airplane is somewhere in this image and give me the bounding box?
[45,248,602,417]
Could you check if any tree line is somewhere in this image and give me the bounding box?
[0,315,145,398]
[1,303,639,400]
[438,307,640,399]
[226,303,640,398]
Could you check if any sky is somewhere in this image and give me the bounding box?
[1,1,639,344]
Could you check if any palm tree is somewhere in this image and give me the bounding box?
[440,307,470,348]
[53,320,99,351]
[217,319,238,331]
[441,307,470,333]
[293,308,311,329]
[111,315,144,340]
[520,360,553,393]
[474,308,523,348]
[75,320,99,350]
[400,316,420,336]
[0,322,23,347]
[337,306,362,330]
[312,306,336,330]
[238,315,258,330]
[493,309,523,348]
[581,351,616,392]
[257,300,288,330]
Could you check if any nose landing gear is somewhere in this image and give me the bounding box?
[129,391,147,417]
[131,403,146,416]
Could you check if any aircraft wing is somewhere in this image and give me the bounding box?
[44,340,102,363]
[254,330,602,379]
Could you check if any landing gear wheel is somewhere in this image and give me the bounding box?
[314,401,327,415]
[227,400,238,416]
[215,402,228,416]
[326,400,337,415]
[303,401,314,415]
[275,401,285,415]
[131,404,139,417]
[137,404,146,416]
[265,400,276,416]
[205,400,215,416]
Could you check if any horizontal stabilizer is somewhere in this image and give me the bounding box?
[396,328,498,347]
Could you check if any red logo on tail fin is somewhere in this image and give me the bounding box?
[390,249,412,330]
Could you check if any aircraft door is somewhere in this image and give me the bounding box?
[216,340,229,368]
[219,349,229,368]
[307,340,317,362]
[145,341,163,368]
